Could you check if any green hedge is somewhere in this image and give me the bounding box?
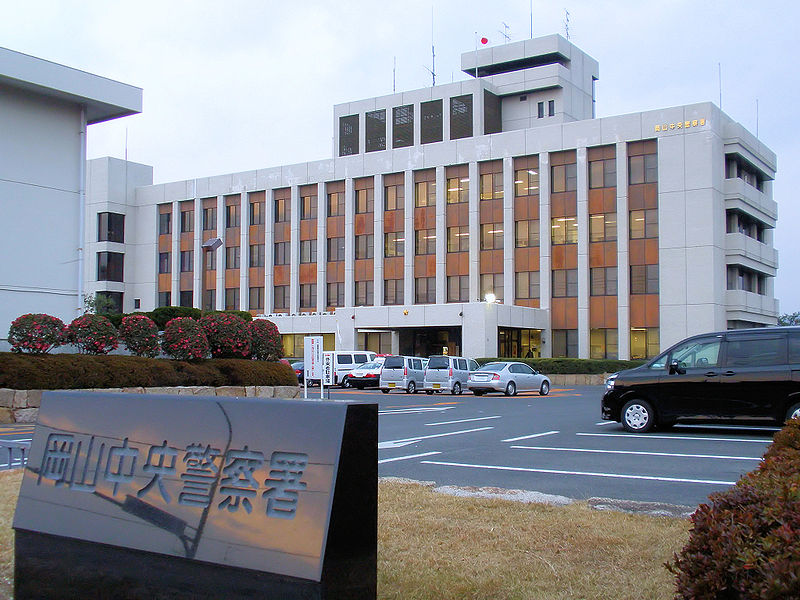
[0,352,297,390]
[100,308,253,330]
[475,357,645,374]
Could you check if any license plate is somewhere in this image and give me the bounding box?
[433,383,440,389]
[388,383,395,387]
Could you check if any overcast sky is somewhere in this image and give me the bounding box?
[3,1,798,311]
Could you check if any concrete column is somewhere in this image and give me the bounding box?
[344,178,355,307]
[215,195,225,310]
[616,142,630,359]
[403,170,414,305]
[468,161,479,302]
[374,174,384,306]
[435,166,446,304]
[240,193,250,311]
[576,147,589,358]
[412,103,421,147]
[264,190,274,314]
[316,182,327,313]
[289,185,300,314]
[473,89,482,137]
[171,202,180,305]
[538,153,552,357]
[443,98,451,142]
[193,192,202,309]
[502,157,514,305]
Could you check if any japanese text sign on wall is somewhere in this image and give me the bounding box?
[654,118,706,132]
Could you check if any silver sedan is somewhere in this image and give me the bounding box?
[467,361,551,396]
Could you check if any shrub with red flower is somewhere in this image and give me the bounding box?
[199,312,251,358]
[119,314,160,358]
[250,319,283,361]
[162,317,209,360]
[64,314,119,355]
[8,313,66,354]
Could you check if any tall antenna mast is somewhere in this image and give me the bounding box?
[718,62,722,109]
[564,8,570,40]
[429,6,436,86]
[499,22,510,43]
[756,98,759,137]
[393,56,396,93]
[530,0,533,38]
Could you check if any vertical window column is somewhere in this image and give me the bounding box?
[615,141,630,359]
[344,178,355,307]
[538,152,552,356]
[576,147,590,358]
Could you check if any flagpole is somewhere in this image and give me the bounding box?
[474,32,478,78]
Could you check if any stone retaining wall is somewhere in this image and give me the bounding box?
[0,386,301,424]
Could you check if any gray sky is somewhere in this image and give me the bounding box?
[3,1,798,311]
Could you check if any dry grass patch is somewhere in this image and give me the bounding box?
[0,469,22,600]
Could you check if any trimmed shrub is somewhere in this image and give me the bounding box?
[475,357,645,374]
[118,314,160,358]
[162,317,209,360]
[215,310,253,322]
[148,306,202,330]
[199,313,251,358]
[667,418,800,598]
[64,314,119,355]
[102,312,125,328]
[8,313,65,354]
[250,319,283,361]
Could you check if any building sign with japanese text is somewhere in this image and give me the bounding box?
[654,118,706,132]
[13,391,358,582]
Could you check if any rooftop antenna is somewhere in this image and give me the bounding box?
[393,56,396,93]
[530,0,534,38]
[564,8,570,40]
[499,22,511,43]
[756,98,759,137]
[424,6,436,86]
[718,62,723,109]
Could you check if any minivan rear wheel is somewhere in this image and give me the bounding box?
[786,402,800,422]
[407,381,416,394]
[452,382,462,395]
[621,399,655,433]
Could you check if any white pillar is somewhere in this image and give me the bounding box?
[576,147,590,358]
[616,142,630,360]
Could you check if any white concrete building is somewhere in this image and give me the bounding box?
[0,47,141,345]
[85,35,778,359]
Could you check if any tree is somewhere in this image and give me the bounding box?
[777,312,800,326]
[83,293,117,315]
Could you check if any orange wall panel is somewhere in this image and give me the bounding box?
[158,273,171,292]
[299,264,316,283]
[551,298,578,329]
[273,265,289,286]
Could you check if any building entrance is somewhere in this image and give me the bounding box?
[398,327,462,358]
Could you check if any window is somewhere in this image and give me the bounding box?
[552,329,578,358]
[158,291,171,308]
[630,265,658,294]
[274,242,289,265]
[327,282,344,307]
[180,250,193,272]
[589,158,616,189]
[365,109,386,152]
[203,289,214,311]
[250,201,265,225]
[480,172,503,200]
[421,99,443,144]
[480,273,503,302]
[384,279,404,305]
[480,224,504,250]
[249,244,265,267]
[450,95,473,140]
[180,210,194,233]
[515,220,540,247]
[415,229,436,255]
[273,285,289,310]
[415,180,436,207]
[179,290,193,308]
[726,210,765,242]
[97,252,124,282]
[589,213,617,242]
[590,267,617,296]
[447,177,469,204]
[629,154,658,185]
[300,194,317,220]
[98,212,125,243]
[327,192,344,216]
[551,217,578,244]
[204,250,216,271]
[356,188,374,213]
[249,286,264,310]
[514,169,539,197]
[355,234,374,259]
[515,271,540,300]
[299,283,317,309]
[415,277,435,304]
[225,204,241,228]
[203,207,216,230]
[224,288,240,310]
[447,226,469,252]
[590,329,619,359]
[385,232,405,257]
[725,154,765,191]
[726,336,786,368]
[548,100,555,117]
[327,237,345,261]
[393,105,414,148]
[300,240,317,263]
[339,114,359,156]
[158,252,171,274]
[97,291,123,314]
[355,280,373,306]
[630,327,660,360]
[727,265,767,295]
[551,163,577,192]
[447,275,470,303]
[225,246,241,269]
[552,269,578,297]
[629,209,658,239]
[385,184,404,211]
[274,196,290,223]
[537,101,544,119]
[158,212,171,235]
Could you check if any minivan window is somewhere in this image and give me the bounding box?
[789,333,800,363]
[337,355,353,365]
[412,358,422,370]
[428,356,450,369]
[457,359,467,370]
[649,352,668,370]
[384,356,404,368]
[354,354,368,364]
[726,336,786,368]
[669,337,722,369]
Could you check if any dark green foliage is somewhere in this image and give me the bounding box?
[0,352,297,389]
[667,418,800,598]
[250,319,283,361]
[475,357,644,374]
[101,312,125,328]
[148,306,202,329]
[198,313,251,358]
[64,314,119,355]
[218,310,253,322]
[778,311,800,326]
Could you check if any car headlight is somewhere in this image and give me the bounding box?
[605,373,618,390]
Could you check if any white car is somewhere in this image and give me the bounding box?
[343,361,384,389]
[468,361,551,396]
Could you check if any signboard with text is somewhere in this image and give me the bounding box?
[304,336,323,381]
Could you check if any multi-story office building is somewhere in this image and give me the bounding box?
[86,35,778,359]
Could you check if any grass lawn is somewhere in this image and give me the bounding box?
[0,471,688,599]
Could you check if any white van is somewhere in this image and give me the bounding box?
[323,350,376,387]
[423,356,479,394]
[379,355,426,394]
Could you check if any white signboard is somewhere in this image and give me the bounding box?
[322,352,334,387]
[304,336,323,380]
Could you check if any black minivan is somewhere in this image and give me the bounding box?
[602,326,800,432]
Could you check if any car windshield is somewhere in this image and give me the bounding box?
[383,356,404,368]
[477,362,506,371]
[291,362,303,368]
[358,362,380,369]
[427,356,450,369]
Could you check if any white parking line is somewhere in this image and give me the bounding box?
[378,426,494,449]
[379,451,441,464]
[511,445,762,461]
[420,460,737,486]
[595,421,616,426]
[577,432,773,443]
[502,430,559,442]
[379,407,455,416]
[426,416,502,426]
